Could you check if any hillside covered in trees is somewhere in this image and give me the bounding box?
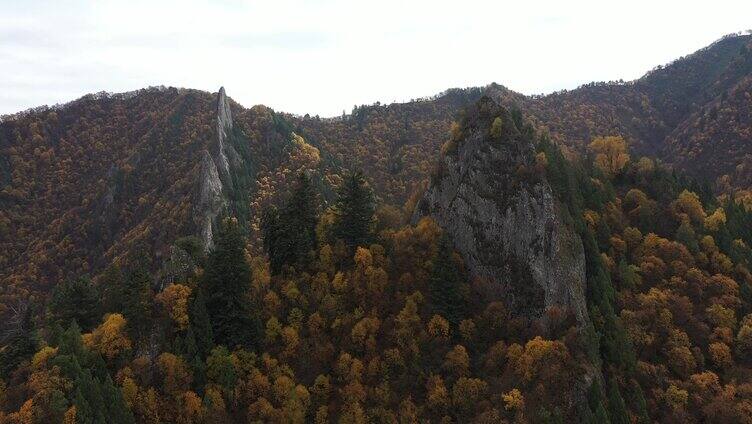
[290,33,752,204]
[1,33,752,423]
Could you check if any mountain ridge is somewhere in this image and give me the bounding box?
[4,31,752,424]
[1,32,751,294]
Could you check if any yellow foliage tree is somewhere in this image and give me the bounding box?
[427,315,450,341]
[708,342,733,369]
[425,375,449,413]
[589,135,630,177]
[156,283,192,331]
[502,388,525,414]
[490,117,504,139]
[672,190,707,226]
[83,313,132,359]
[443,345,470,378]
[704,208,727,231]
[451,377,488,418]
[179,391,203,424]
[664,384,688,411]
[508,336,571,384]
[157,352,192,396]
[636,156,655,176]
[62,406,77,424]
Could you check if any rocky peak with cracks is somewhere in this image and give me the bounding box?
[214,86,242,189]
[193,87,241,250]
[413,96,589,327]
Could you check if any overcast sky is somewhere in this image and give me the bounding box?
[2,0,751,117]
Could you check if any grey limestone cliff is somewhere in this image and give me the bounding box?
[214,86,242,189]
[193,87,241,250]
[414,97,589,326]
[194,149,225,249]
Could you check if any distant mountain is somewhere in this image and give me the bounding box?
[1,33,751,299]
[288,33,752,205]
[519,33,752,180]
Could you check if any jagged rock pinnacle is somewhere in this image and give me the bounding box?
[215,86,234,185]
[192,87,240,250]
[413,97,589,326]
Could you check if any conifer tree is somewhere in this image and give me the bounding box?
[188,286,214,358]
[49,276,101,331]
[262,173,319,274]
[101,374,134,423]
[100,264,125,315]
[51,323,135,424]
[675,220,699,254]
[607,380,630,424]
[585,382,611,424]
[202,218,260,350]
[616,259,640,290]
[122,255,154,342]
[594,404,611,424]
[332,170,375,249]
[626,380,650,424]
[0,304,38,379]
[429,235,464,325]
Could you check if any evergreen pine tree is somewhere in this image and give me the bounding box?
[429,235,464,325]
[261,173,319,274]
[332,170,375,249]
[675,220,699,254]
[188,287,214,358]
[49,276,101,331]
[627,380,650,424]
[261,206,283,269]
[51,323,135,424]
[594,404,611,424]
[122,256,154,342]
[0,304,39,378]
[607,380,630,424]
[191,355,208,394]
[284,172,318,266]
[585,381,611,424]
[99,264,125,314]
[203,218,261,350]
[102,374,134,423]
[616,259,640,290]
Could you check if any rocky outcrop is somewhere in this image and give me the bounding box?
[214,87,242,189]
[193,87,241,250]
[413,97,589,326]
[194,150,225,249]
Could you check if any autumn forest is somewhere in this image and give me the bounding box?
[2,33,752,424]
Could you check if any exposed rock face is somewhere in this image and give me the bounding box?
[215,86,242,189]
[193,87,242,250]
[414,97,589,325]
[194,150,225,249]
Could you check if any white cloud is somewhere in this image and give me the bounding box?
[1,0,751,116]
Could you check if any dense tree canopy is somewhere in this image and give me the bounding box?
[3,35,752,422]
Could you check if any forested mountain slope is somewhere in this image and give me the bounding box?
[521,33,752,179]
[283,33,752,209]
[0,87,296,299]
[2,30,752,420]
[2,34,751,303]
